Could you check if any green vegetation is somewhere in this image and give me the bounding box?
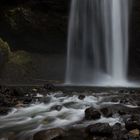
[9,50,32,66]
[5,50,33,77]
[0,38,33,81]
[0,38,11,69]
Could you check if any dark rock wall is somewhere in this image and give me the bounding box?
[0,0,71,83]
[0,0,140,82]
[0,0,70,53]
[129,0,140,78]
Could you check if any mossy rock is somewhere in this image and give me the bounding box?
[9,50,32,66]
[1,50,33,82]
[0,38,11,67]
[8,50,32,76]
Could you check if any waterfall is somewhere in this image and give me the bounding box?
[66,0,129,86]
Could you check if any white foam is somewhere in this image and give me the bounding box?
[0,93,123,139]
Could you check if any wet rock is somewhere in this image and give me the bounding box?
[122,134,129,140]
[112,123,122,132]
[119,96,137,106]
[11,88,25,97]
[118,110,127,116]
[0,85,2,90]
[1,132,16,140]
[85,107,101,120]
[51,105,62,111]
[130,90,136,94]
[42,118,48,125]
[33,128,66,140]
[119,89,127,93]
[111,98,119,103]
[125,117,140,131]
[0,107,10,115]
[8,132,16,140]
[131,114,140,121]
[86,123,112,136]
[3,88,10,95]
[42,117,56,125]
[101,104,140,116]
[100,107,112,117]
[44,83,55,91]
[32,88,38,92]
[92,136,109,140]
[23,97,33,104]
[2,98,15,107]
[112,123,125,140]
[129,129,140,138]
[40,97,51,104]
[15,101,24,108]
[54,128,86,140]
[78,95,85,100]
[120,98,129,104]
[1,87,24,97]
[137,101,140,106]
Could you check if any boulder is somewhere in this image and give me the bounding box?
[92,136,109,140]
[78,95,85,100]
[23,97,33,104]
[33,128,66,140]
[125,118,140,131]
[51,105,62,111]
[129,129,140,138]
[112,123,122,132]
[85,107,101,120]
[11,88,25,97]
[86,123,112,137]
[112,123,125,140]
[100,107,112,117]
[15,101,24,108]
[0,107,10,115]
[53,128,86,140]
[1,132,16,140]
[136,101,140,106]
[44,83,55,91]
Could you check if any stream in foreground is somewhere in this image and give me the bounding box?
[0,86,140,140]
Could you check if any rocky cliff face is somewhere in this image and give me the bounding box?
[129,0,140,78]
[0,0,70,83]
[0,0,140,82]
[0,0,70,53]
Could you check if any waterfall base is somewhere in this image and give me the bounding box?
[0,87,140,140]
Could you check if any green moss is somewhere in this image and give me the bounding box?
[0,38,11,68]
[0,39,33,81]
[6,50,33,77]
[9,50,32,66]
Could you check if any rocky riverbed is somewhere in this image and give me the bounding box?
[0,85,140,140]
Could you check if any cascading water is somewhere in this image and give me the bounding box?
[0,92,123,140]
[66,0,130,86]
